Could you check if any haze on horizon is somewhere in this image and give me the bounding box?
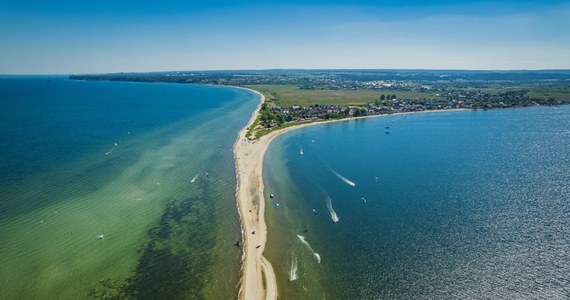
[1,0,569,74]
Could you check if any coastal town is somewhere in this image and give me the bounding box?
[70,69,570,139]
[250,89,565,136]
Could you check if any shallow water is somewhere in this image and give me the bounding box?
[0,77,258,299]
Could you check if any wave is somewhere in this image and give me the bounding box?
[297,235,321,263]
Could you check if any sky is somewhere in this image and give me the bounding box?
[1,0,569,74]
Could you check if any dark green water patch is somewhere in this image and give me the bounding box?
[89,182,217,299]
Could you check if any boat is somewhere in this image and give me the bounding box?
[270,193,274,198]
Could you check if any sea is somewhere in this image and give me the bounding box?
[2,78,569,300]
[264,106,570,299]
[0,77,259,299]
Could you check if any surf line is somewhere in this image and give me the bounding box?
[297,235,321,263]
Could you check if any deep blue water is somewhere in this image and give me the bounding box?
[265,106,570,299]
[0,77,235,184]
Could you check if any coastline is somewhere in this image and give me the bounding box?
[233,88,278,300]
[233,88,471,299]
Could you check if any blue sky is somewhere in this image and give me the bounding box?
[1,0,569,74]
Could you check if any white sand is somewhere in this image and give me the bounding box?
[234,88,469,299]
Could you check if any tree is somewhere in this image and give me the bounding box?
[380,94,386,100]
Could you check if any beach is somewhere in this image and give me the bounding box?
[234,90,319,300]
[233,90,276,300]
[233,89,473,299]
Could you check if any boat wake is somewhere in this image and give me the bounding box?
[322,190,339,223]
[289,255,298,281]
[330,168,356,187]
[190,174,199,183]
[105,142,118,156]
[297,235,321,263]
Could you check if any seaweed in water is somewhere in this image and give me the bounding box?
[89,193,217,299]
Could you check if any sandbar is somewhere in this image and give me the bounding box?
[233,87,469,299]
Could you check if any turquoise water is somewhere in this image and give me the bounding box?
[0,77,259,299]
[264,107,570,299]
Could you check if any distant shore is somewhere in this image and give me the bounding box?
[233,87,472,299]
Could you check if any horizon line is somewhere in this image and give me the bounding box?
[3,68,570,76]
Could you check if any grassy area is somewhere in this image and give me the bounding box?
[254,120,314,139]
[246,85,440,108]
[527,84,570,101]
[448,83,570,101]
[243,83,570,140]
[245,115,261,139]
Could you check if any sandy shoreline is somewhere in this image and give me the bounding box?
[233,88,470,299]
[233,89,277,300]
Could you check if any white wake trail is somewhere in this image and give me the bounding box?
[105,142,118,156]
[190,174,199,183]
[297,235,321,263]
[323,190,339,223]
[330,169,356,187]
[289,255,298,281]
